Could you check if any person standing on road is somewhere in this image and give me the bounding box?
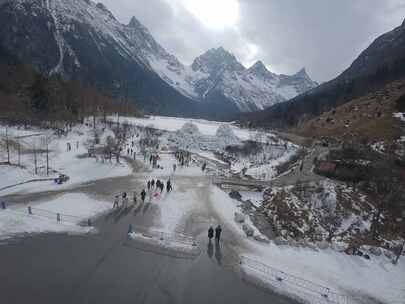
[141,189,146,203]
[166,180,172,193]
[147,180,151,191]
[133,192,137,204]
[151,179,155,189]
[173,164,177,172]
[113,195,119,208]
[215,225,222,242]
[122,192,128,209]
[208,226,214,241]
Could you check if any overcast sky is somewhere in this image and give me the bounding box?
[99,0,405,82]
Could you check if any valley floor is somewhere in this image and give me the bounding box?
[0,117,404,304]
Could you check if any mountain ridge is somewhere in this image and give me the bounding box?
[0,0,317,116]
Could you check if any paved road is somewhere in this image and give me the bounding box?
[271,146,328,187]
[0,156,297,304]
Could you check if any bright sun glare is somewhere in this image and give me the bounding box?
[182,0,239,30]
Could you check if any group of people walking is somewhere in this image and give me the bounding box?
[146,178,172,193]
[175,150,191,167]
[208,225,222,242]
[138,178,173,203]
[113,191,135,209]
[113,178,173,208]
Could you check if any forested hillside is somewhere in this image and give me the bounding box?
[0,64,140,128]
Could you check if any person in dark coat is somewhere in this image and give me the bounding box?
[141,189,146,203]
[147,180,151,191]
[215,225,222,242]
[151,179,155,189]
[208,226,214,241]
[113,195,119,208]
[160,182,164,193]
[166,180,172,193]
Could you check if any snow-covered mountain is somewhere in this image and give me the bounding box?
[150,44,318,112]
[0,0,317,115]
[189,48,318,111]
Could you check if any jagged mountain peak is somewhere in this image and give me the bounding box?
[191,46,245,74]
[250,60,267,70]
[294,67,312,80]
[128,16,145,29]
[295,67,307,76]
[248,60,272,75]
[208,46,232,56]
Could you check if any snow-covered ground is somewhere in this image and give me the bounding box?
[0,193,111,240]
[108,114,272,141]
[244,147,296,180]
[209,186,405,304]
[0,124,131,196]
[393,112,405,122]
[134,153,205,233]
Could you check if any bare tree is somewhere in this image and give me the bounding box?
[5,126,10,164]
[17,139,21,166]
[40,134,54,176]
[369,172,403,241]
[32,138,38,175]
[110,121,131,163]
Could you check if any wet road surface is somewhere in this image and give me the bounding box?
[0,158,298,304]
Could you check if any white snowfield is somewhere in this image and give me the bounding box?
[0,124,131,196]
[0,193,110,240]
[109,114,269,141]
[393,112,405,122]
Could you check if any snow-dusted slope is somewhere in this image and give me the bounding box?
[146,43,318,112]
[2,0,317,113]
[191,49,318,111]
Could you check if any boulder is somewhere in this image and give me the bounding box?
[242,224,254,237]
[383,249,395,260]
[331,242,347,252]
[306,242,319,251]
[273,237,288,246]
[234,212,245,223]
[254,235,270,244]
[216,124,240,144]
[369,247,382,256]
[229,191,242,200]
[289,240,300,247]
[317,241,329,250]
